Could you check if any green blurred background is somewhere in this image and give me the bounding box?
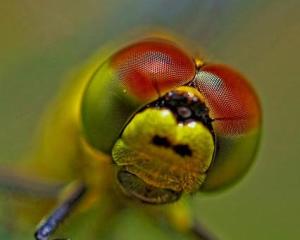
[0,0,299,239]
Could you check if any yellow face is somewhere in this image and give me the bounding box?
[112,87,215,204]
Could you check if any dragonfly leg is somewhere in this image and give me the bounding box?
[0,166,63,198]
[191,220,217,240]
[34,182,87,240]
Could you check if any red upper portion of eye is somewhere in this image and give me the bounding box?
[111,39,196,100]
[193,64,261,135]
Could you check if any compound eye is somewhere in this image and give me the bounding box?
[193,64,262,191]
[111,39,196,100]
[193,64,261,136]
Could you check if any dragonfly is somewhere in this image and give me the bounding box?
[0,36,261,240]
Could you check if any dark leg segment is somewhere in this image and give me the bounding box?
[34,182,87,240]
[191,220,218,240]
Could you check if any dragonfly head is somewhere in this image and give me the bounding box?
[112,86,215,204]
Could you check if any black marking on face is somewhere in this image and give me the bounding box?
[152,135,171,147]
[173,144,192,157]
[151,135,193,157]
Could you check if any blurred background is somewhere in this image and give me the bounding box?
[0,0,299,239]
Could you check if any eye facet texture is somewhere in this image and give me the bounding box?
[193,64,261,135]
[111,40,196,100]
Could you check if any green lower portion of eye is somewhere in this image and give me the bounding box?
[201,128,261,191]
[81,61,140,153]
[117,169,182,204]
